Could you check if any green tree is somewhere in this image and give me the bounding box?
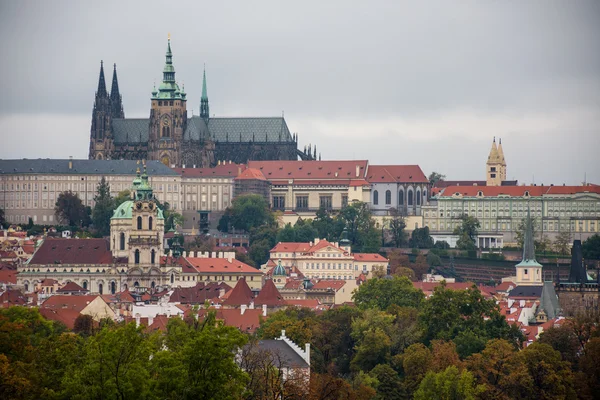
[466,339,516,400]
[538,325,581,364]
[426,251,442,267]
[55,191,87,227]
[577,338,600,398]
[370,364,403,400]
[256,307,317,346]
[428,172,446,186]
[114,189,131,207]
[409,227,434,249]
[400,343,432,395]
[454,214,480,250]
[156,200,184,232]
[385,208,407,248]
[294,219,318,242]
[414,366,482,400]
[351,327,391,372]
[0,207,6,228]
[91,177,115,236]
[582,233,600,259]
[248,224,279,266]
[553,230,572,255]
[276,223,296,242]
[228,194,274,232]
[338,201,379,252]
[353,276,424,311]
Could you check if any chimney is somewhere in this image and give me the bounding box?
[281,329,286,338]
[148,316,154,326]
[237,166,242,176]
[355,165,360,177]
[182,164,186,168]
[240,304,247,315]
[227,253,234,263]
[249,301,255,309]
[182,251,187,258]
[219,251,224,259]
[211,252,216,258]
[68,156,73,170]
[262,304,267,317]
[305,343,311,365]
[135,313,140,328]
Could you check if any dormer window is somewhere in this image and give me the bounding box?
[524,191,530,197]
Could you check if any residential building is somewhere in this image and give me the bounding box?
[267,238,389,280]
[0,159,180,225]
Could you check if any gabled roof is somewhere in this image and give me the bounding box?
[57,281,88,293]
[197,308,264,333]
[169,282,230,304]
[41,295,101,312]
[507,285,543,299]
[0,289,28,307]
[438,184,600,198]
[366,165,428,184]
[39,308,82,330]
[222,278,254,306]
[248,160,368,180]
[29,238,112,265]
[311,280,347,291]
[186,257,262,275]
[285,299,321,309]
[208,117,292,143]
[254,280,286,307]
[254,340,309,368]
[112,119,149,144]
[0,268,17,284]
[308,239,341,253]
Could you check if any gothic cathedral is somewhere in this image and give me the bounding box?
[89,37,314,166]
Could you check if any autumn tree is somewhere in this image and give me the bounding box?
[414,366,481,400]
[553,230,572,255]
[385,208,407,248]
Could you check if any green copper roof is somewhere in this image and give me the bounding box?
[273,259,286,276]
[201,67,208,100]
[516,207,541,267]
[152,38,186,100]
[111,200,164,220]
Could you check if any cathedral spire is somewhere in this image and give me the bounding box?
[153,35,184,100]
[97,61,108,97]
[110,63,124,118]
[522,207,535,263]
[200,65,210,120]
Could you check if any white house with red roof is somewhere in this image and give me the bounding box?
[266,238,388,281]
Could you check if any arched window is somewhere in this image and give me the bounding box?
[417,191,421,206]
[151,249,156,264]
[148,216,153,231]
[134,281,140,288]
[399,190,404,205]
[82,281,88,290]
[119,232,125,250]
[170,274,174,284]
[385,190,391,205]
[408,190,414,206]
[111,281,116,294]
[134,249,140,264]
[24,283,29,292]
[137,216,142,230]
[98,283,103,294]
[373,190,379,205]
[423,190,427,201]
[151,281,156,289]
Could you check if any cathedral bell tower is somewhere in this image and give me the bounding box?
[486,137,506,186]
[89,61,112,160]
[149,35,187,167]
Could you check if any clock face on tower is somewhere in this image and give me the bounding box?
[162,116,169,127]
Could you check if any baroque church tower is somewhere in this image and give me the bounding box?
[148,36,187,167]
[89,62,124,160]
[486,137,506,186]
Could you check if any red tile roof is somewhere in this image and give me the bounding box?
[248,160,369,180]
[169,282,230,304]
[102,289,136,304]
[198,308,263,333]
[434,180,487,188]
[186,257,263,275]
[147,314,171,331]
[222,278,254,307]
[41,295,101,312]
[0,289,28,307]
[254,279,286,307]
[311,280,347,291]
[39,308,82,330]
[234,167,267,181]
[0,268,17,284]
[270,242,312,253]
[366,165,428,183]
[29,238,112,265]
[173,164,245,178]
[308,239,340,253]
[353,253,388,262]
[438,184,600,198]
[57,281,88,293]
[285,299,321,309]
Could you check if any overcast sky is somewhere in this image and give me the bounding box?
[0,1,598,184]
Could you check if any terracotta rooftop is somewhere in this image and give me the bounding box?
[29,238,112,265]
[169,282,230,304]
[39,308,82,330]
[353,253,388,262]
[311,280,347,291]
[270,242,312,253]
[57,281,88,293]
[198,308,263,333]
[41,295,101,312]
[222,278,254,307]
[0,268,17,284]
[285,299,321,309]
[254,279,286,307]
[366,165,428,184]
[438,184,600,198]
[234,167,267,181]
[248,160,369,180]
[186,257,263,275]
[0,288,28,307]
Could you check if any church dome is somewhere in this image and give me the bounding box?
[273,259,286,277]
[111,200,164,220]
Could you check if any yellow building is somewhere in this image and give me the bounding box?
[486,137,507,186]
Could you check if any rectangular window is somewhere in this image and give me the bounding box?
[273,196,285,210]
[319,195,332,210]
[296,196,309,210]
[342,194,348,208]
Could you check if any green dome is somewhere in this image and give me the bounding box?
[273,259,286,276]
[111,200,164,220]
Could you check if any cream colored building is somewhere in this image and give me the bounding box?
[0,159,181,226]
[486,137,507,186]
[266,238,389,280]
[423,184,600,246]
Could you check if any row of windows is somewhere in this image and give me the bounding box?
[373,189,427,206]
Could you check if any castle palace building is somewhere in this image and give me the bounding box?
[89,37,313,167]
